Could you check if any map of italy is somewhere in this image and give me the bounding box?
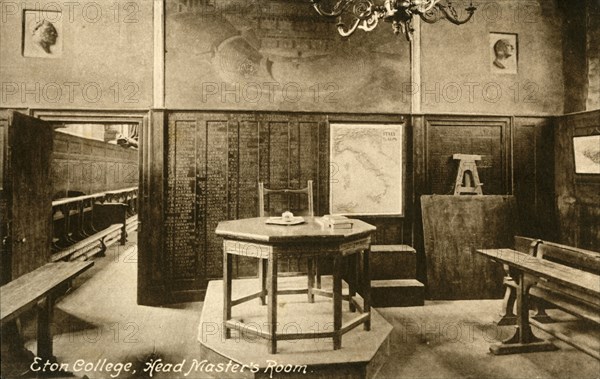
[330,124,403,215]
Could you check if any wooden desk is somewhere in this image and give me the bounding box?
[215,217,376,354]
[476,248,600,358]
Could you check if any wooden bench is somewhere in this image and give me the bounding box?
[477,244,600,360]
[499,236,600,325]
[51,187,139,262]
[1,262,94,360]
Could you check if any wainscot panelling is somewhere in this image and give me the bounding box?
[413,114,556,297]
[513,117,557,239]
[423,116,512,196]
[51,132,138,198]
[139,111,559,304]
[555,110,600,251]
[140,111,411,304]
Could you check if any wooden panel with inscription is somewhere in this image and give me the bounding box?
[165,120,199,284]
[164,112,328,298]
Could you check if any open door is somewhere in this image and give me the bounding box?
[1,111,53,283]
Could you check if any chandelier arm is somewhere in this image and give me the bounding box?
[419,10,442,24]
[434,4,476,25]
[307,0,476,38]
[413,0,442,13]
[310,0,354,18]
[337,17,362,37]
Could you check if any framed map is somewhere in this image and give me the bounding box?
[329,123,404,216]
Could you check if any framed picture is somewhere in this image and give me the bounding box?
[329,123,404,216]
[573,135,600,174]
[23,10,63,58]
[490,32,517,74]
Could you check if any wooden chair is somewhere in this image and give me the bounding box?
[257,180,320,301]
[258,180,314,218]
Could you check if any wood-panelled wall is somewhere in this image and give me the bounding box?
[139,111,556,305]
[411,115,555,285]
[52,132,138,198]
[555,110,600,251]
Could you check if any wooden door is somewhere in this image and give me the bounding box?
[3,111,53,281]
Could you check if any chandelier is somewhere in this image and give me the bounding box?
[309,0,476,40]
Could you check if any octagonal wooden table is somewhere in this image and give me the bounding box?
[215,217,376,354]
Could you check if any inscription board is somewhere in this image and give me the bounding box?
[166,121,198,280]
[164,113,326,290]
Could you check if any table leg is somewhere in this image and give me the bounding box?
[223,252,233,340]
[348,254,356,312]
[333,255,343,350]
[316,258,322,289]
[259,259,268,306]
[362,248,371,331]
[307,258,315,303]
[268,253,278,354]
[37,295,54,360]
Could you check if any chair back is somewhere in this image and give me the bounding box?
[258,180,314,217]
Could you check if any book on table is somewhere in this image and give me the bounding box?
[317,215,353,229]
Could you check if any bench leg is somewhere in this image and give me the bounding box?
[37,295,54,361]
[532,305,555,323]
[98,237,107,257]
[121,224,127,245]
[490,272,557,356]
[497,280,517,326]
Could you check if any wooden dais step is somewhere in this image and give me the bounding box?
[372,279,425,307]
[371,244,417,280]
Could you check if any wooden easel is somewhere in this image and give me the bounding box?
[453,154,483,195]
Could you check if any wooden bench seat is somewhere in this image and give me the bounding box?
[529,285,600,324]
[1,262,94,360]
[50,223,123,262]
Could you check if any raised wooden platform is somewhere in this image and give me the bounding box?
[198,277,393,379]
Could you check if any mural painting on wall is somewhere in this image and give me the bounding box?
[166,0,410,112]
[22,10,62,58]
[490,32,517,74]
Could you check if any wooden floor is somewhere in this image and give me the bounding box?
[14,233,600,378]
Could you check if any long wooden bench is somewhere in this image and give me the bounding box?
[51,187,139,262]
[477,242,600,360]
[499,236,600,325]
[1,262,94,361]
